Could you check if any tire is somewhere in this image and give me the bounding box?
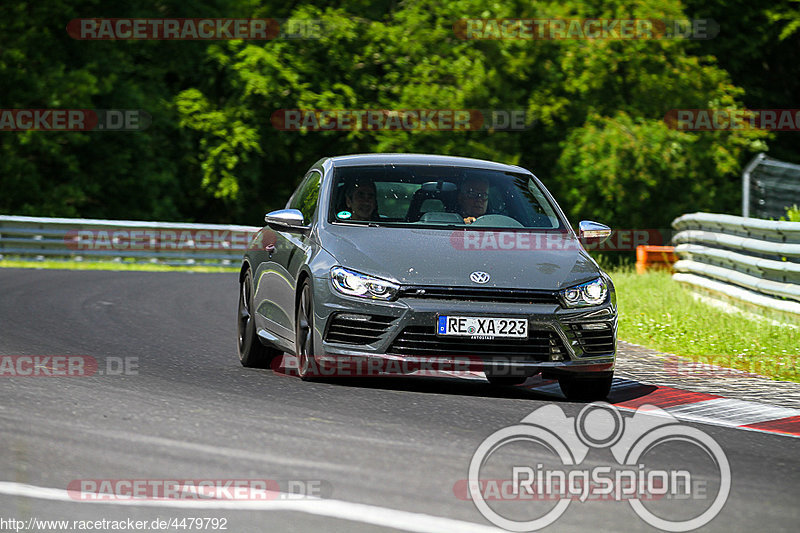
[295,280,317,380]
[237,268,279,368]
[558,373,613,402]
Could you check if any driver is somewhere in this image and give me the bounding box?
[345,179,379,220]
[457,177,489,224]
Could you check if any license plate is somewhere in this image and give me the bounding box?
[437,316,528,339]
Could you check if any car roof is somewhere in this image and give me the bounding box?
[328,153,531,174]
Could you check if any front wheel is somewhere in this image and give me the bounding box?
[558,373,613,401]
[237,269,280,368]
[295,280,317,380]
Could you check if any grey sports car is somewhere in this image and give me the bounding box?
[237,153,617,401]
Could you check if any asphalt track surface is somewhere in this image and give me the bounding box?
[0,268,797,532]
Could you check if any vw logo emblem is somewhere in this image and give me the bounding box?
[470,271,490,284]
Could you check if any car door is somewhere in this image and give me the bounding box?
[254,169,322,344]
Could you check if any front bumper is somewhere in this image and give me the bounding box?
[311,275,616,377]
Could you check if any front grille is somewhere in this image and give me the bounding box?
[568,324,616,355]
[397,286,559,305]
[387,325,564,360]
[325,314,396,345]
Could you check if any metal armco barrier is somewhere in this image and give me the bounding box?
[0,215,261,267]
[672,212,800,315]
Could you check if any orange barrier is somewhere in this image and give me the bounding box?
[636,245,677,274]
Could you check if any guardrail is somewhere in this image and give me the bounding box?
[672,212,800,315]
[0,215,261,267]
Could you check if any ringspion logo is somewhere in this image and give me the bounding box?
[463,403,730,531]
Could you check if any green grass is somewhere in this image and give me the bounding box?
[0,259,239,273]
[612,269,800,382]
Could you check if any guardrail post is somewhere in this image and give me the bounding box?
[741,152,766,218]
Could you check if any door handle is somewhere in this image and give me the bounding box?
[265,243,275,257]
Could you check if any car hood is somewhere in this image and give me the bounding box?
[319,225,600,290]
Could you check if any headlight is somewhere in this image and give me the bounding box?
[560,277,608,308]
[330,266,399,301]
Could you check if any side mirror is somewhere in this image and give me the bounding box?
[578,220,612,245]
[264,209,310,233]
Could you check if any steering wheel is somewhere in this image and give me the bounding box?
[468,214,525,228]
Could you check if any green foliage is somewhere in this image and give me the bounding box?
[767,0,800,41]
[0,0,243,222]
[683,0,800,164]
[781,205,800,222]
[0,0,792,229]
[556,111,767,228]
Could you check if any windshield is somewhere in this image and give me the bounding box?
[328,165,565,230]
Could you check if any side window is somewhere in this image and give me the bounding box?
[289,170,322,222]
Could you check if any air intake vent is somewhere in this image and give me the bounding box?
[569,324,616,355]
[325,314,395,345]
[388,325,563,360]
